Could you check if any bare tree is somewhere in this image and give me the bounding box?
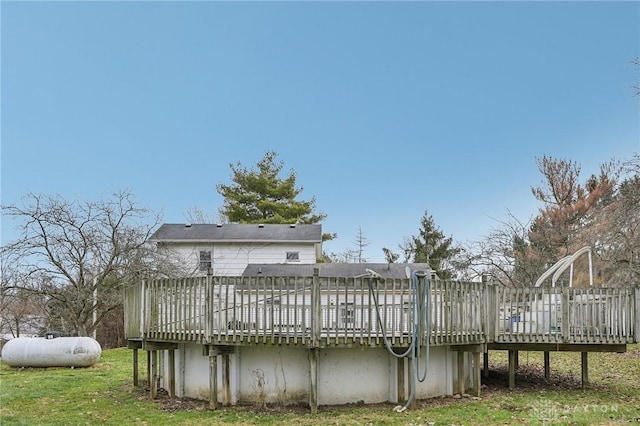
[460,212,537,286]
[184,205,221,224]
[397,236,415,263]
[2,190,161,337]
[352,226,370,263]
[0,250,45,337]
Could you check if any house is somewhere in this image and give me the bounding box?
[150,223,322,276]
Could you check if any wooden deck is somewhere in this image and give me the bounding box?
[124,274,639,348]
[123,273,639,406]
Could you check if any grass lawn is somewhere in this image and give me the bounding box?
[1,345,639,425]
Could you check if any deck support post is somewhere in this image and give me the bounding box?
[146,350,152,389]
[483,351,489,378]
[168,349,176,398]
[407,351,416,409]
[544,351,550,379]
[457,351,465,395]
[150,350,158,399]
[132,348,139,387]
[508,350,516,389]
[397,356,405,404]
[472,351,481,397]
[309,348,319,414]
[222,352,231,406]
[209,347,218,410]
[581,352,589,388]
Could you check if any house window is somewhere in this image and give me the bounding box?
[286,251,299,262]
[199,251,212,272]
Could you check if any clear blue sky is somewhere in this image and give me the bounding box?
[2,1,639,262]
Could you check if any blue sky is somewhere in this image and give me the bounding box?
[2,1,639,262]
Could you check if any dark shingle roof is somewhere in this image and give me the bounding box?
[242,263,434,279]
[150,223,322,243]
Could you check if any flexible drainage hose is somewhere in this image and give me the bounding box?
[368,270,431,412]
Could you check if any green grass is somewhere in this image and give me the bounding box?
[1,345,639,425]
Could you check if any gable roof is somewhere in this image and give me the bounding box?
[242,263,435,279]
[150,223,322,244]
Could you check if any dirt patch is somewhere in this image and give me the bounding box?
[482,363,587,393]
[145,361,611,415]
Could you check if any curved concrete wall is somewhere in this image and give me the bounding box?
[161,343,463,406]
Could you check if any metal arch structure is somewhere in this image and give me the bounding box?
[534,246,593,288]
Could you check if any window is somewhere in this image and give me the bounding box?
[339,302,355,328]
[199,250,212,272]
[286,251,299,262]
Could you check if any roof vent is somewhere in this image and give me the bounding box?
[258,224,264,228]
[185,223,192,228]
[289,224,296,228]
[216,223,223,227]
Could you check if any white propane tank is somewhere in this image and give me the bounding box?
[1,336,102,368]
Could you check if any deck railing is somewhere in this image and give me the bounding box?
[124,275,639,347]
[495,286,637,344]
[125,275,488,347]
[144,277,207,342]
[123,281,144,339]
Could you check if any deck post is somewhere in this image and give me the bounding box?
[168,349,176,398]
[407,351,416,409]
[133,348,139,387]
[146,349,151,389]
[562,287,570,342]
[204,269,211,342]
[311,268,321,348]
[544,351,550,379]
[222,352,231,406]
[472,351,481,397]
[457,351,465,395]
[493,286,501,343]
[397,356,405,403]
[508,350,516,389]
[309,348,319,414]
[581,352,589,388]
[150,350,158,399]
[514,350,519,370]
[483,351,489,378]
[209,347,218,409]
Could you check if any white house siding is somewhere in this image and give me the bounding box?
[160,344,466,406]
[159,242,318,277]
